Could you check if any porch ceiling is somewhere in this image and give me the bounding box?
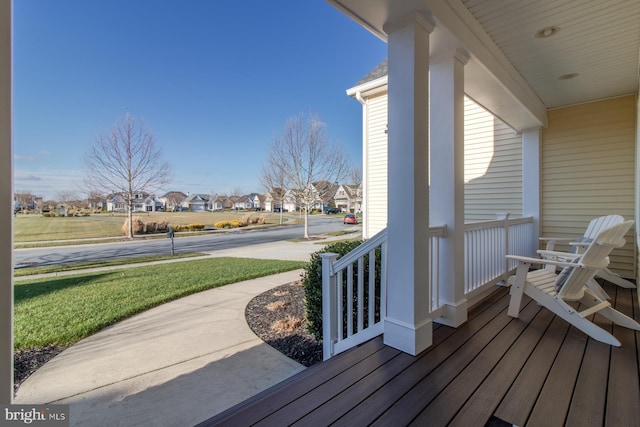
[329,0,640,131]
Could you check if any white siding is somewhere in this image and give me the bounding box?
[362,93,524,235]
[364,93,388,238]
[464,97,523,222]
[542,96,636,277]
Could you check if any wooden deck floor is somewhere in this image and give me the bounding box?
[199,282,640,426]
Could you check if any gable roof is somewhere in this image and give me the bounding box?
[355,59,388,87]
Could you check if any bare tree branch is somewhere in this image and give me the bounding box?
[263,112,349,238]
[83,113,172,237]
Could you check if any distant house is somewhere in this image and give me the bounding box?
[282,189,299,212]
[160,191,187,212]
[264,188,286,212]
[181,193,210,212]
[305,181,339,211]
[106,194,127,213]
[131,193,163,212]
[211,196,233,211]
[233,195,254,210]
[333,184,362,213]
[251,193,265,211]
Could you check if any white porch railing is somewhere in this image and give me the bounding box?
[463,214,535,299]
[321,215,534,359]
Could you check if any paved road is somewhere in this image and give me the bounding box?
[14,215,352,268]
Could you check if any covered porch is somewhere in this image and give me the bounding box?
[200,281,640,426]
[317,0,640,358]
[200,0,640,424]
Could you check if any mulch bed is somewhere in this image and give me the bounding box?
[245,280,323,367]
[14,344,66,395]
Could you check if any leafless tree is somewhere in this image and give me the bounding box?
[56,190,79,215]
[264,113,349,238]
[350,166,363,213]
[14,190,34,212]
[83,113,171,238]
[261,140,289,224]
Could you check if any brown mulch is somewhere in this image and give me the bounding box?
[14,344,66,394]
[245,280,323,367]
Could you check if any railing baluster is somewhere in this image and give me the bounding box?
[368,249,375,327]
[337,269,343,341]
[347,264,353,337]
[321,253,338,361]
[357,257,364,333]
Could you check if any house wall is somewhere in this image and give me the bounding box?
[364,93,389,237]
[542,95,637,277]
[463,97,523,221]
[362,91,523,238]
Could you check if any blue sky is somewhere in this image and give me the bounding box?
[13,1,387,200]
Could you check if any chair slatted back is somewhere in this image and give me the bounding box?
[583,215,625,240]
[558,220,634,300]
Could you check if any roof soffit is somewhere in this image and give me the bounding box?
[329,0,548,130]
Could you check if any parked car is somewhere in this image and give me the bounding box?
[343,214,358,224]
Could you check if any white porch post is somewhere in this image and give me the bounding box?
[0,0,12,403]
[522,128,541,254]
[383,12,433,356]
[430,49,468,327]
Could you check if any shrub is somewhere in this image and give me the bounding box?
[156,221,169,232]
[145,221,158,233]
[187,223,205,231]
[303,239,364,341]
[122,218,144,235]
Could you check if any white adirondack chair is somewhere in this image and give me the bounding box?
[508,220,640,347]
[540,214,636,289]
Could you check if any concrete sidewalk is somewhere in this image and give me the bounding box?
[13,234,359,426]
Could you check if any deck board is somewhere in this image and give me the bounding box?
[493,314,570,425]
[605,287,640,427]
[447,308,555,427]
[198,282,640,427]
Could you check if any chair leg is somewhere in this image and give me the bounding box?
[579,292,640,331]
[508,262,529,318]
[586,278,611,300]
[598,269,636,289]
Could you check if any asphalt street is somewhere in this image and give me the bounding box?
[14,215,351,268]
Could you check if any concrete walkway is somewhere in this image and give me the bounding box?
[13,234,359,426]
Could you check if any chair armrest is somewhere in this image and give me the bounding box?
[569,241,590,248]
[537,249,581,260]
[506,254,584,269]
[539,237,574,243]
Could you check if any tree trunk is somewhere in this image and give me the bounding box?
[127,202,134,239]
[304,206,309,239]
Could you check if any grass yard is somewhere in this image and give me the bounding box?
[14,216,124,242]
[14,211,290,244]
[14,252,207,277]
[14,257,307,350]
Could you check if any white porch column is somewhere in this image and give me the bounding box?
[383,12,433,356]
[522,128,541,254]
[430,49,468,327]
[0,0,12,403]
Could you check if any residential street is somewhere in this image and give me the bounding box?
[14,215,353,268]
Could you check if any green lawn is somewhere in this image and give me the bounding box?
[14,216,124,242]
[14,211,296,245]
[14,257,307,350]
[14,253,207,277]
